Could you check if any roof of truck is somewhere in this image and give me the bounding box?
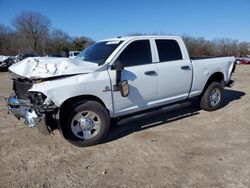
[99,35,181,42]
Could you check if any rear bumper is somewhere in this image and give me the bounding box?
[226,61,236,88]
[226,80,234,88]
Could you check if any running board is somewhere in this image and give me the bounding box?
[118,101,191,120]
[161,101,191,112]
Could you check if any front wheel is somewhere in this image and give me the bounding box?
[200,82,224,111]
[62,100,110,147]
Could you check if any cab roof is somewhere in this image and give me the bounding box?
[99,35,181,42]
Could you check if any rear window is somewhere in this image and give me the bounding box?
[155,39,183,62]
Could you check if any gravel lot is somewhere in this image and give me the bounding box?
[0,65,249,188]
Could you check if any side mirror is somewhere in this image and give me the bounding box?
[114,60,124,71]
[119,80,129,97]
[114,60,123,86]
[113,61,129,97]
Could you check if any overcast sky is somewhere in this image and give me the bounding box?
[0,0,249,42]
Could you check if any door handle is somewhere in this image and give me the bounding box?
[181,65,191,70]
[144,70,157,75]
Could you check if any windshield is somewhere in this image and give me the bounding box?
[75,40,123,65]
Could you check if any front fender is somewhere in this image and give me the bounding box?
[29,71,114,115]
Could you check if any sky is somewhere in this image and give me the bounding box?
[0,0,249,42]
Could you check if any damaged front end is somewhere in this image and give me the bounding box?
[7,56,98,134]
[7,77,58,134]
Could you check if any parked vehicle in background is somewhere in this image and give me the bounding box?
[7,35,236,147]
[69,51,80,59]
[236,57,250,64]
[0,55,9,62]
[16,52,39,62]
[47,53,63,57]
[0,56,15,71]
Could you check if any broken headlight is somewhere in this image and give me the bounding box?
[28,92,58,114]
[28,92,47,106]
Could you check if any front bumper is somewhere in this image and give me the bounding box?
[7,95,46,129]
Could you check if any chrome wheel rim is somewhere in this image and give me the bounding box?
[209,88,221,107]
[71,111,101,139]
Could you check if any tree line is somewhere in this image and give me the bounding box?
[182,35,249,57]
[0,11,94,56]
[129,33,249,57]
[0,11,249,57]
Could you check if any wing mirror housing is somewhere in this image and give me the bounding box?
[114,61,124,86]
[113,61,129,97]
[120,80,129,97]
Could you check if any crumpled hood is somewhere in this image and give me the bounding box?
[9,57,99,79]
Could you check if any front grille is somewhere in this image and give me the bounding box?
[13,79,33,99]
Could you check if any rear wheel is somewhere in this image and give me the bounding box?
[200,82,224,111]
[62,100,110,147]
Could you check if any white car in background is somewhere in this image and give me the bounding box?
[0,55,15,71]
[69,51,80,59]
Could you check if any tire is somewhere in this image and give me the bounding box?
[36,114,51,135]
[200,82,224,111]
[62,100,110,147]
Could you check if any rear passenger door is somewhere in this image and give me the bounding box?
[155,39,192,104]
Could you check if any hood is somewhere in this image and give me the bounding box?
[9,57,99,79]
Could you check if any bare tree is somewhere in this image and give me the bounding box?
[13,11,50,54]
[71,36,94,51]
[0,24,14,55]
[48,28,71,53]
[238,42,249,57]
[1,11,250,57]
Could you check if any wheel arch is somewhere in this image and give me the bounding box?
[201,72,224,97]
[58,95,110,136]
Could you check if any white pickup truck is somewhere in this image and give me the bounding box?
[7,36,236,147]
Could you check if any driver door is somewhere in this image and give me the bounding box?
[108,39,158,116]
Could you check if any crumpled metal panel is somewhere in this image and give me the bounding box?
[9,57,99,79]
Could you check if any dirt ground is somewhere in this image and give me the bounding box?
[0,65,249,188]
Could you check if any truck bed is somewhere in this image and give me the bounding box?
[189,56,235,98]
[190,56,231,60]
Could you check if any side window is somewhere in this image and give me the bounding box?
[118,40,152,67]
[155,39,183,62]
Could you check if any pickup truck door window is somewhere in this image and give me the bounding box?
[155,39,192,103]
[156,39,183,61]
[118,40,152,67]
[108,40,158,116]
